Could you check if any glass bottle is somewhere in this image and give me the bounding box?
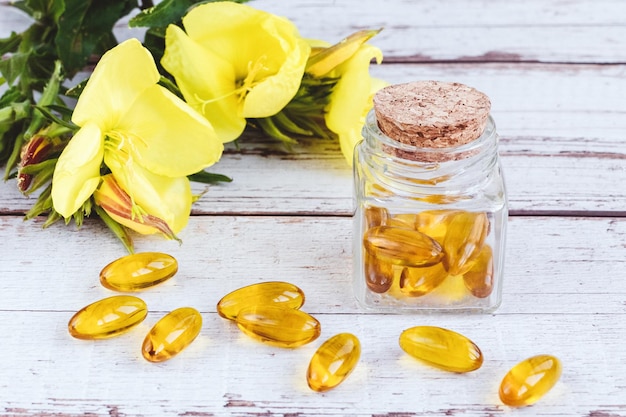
[353,81,507,312]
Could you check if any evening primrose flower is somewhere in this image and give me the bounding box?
[161,2,310,142]
[257,30,386,165]
[51,38,223,234]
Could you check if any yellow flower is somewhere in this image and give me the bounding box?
[324,44,387,166]
[51,38,223,234]
[161,2,310,142]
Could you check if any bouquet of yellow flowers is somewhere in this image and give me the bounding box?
[0,0,385,252]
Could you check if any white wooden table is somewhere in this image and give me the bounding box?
[1,1,626,416]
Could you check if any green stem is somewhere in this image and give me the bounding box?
[95,205,135,254]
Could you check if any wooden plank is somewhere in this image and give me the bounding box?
[0,216,625,416]
[1,215,625,314]
[1,311,624,417]
[2,129,626,217]
[2,0,626,63]
[252,0,626,63]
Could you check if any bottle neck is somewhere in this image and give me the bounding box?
[359,110,500,190]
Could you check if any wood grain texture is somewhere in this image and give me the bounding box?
[249,0,626,64]
[3,0,626,64]
[0,215,625,416]
[1,0,626,415]
[1,215,625,315]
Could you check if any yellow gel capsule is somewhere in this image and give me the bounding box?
[415,210,459,242]
[399,262,448,297]
[442,212,490,275]
[100,252,177,292]
[364,206,389,228]
[399,326,483,372]
[68,295,147,340]
[364,252,394,293]
[364,226,444,268]
[499,354,562,407]
[307,333,361,392]
[463,244,494,298]
[217,281,305,320]
[386,213,418,230]
[235,305,321,348]
[142,307,202,362]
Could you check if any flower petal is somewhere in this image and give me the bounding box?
[162,24,245,142]
[72,39,160,131]
[242,35,310,118]
[115,84,224,178]
[51,122,104,217]
[105,152,192,234]
[325,44,386,165]
[181,2,310,118]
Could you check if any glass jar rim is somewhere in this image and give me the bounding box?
[362,110,497,162]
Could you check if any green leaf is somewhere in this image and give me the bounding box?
[42,210,62,228]
[0,32,22,55]
[9,1,35,16]
[271,112,315,136]
[129,0,196,28]
[25,0,51,13]
[0,121,26,164]
[95,205,135,254]
[54,0,138,77]
[0,86,27,107]
[19,158,57,195]
[129,0,252,28]
[0,101,30,124]
[65,78,87,98]
[253,117,299,145]
[48,0,67,24]
[24,59,63,139]
[24,182,53,220]
[18,157,57,175]
[188,171,233,184]
[158,75,183,99]
[33,105,77,130]
[0,52,30,86]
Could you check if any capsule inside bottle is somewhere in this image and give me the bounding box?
[442,212,490,275]
[364,252,395,293]
[364,226,444,268]
[462,244,494,298]
[364,206,389,228]
[399,262,449,297]
[415,210,459,242]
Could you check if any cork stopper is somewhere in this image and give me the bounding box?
[372,81,491,162]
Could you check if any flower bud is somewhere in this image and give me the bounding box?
[305,29,382,78]
[17,134,60,193]
[94,174,179,241]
